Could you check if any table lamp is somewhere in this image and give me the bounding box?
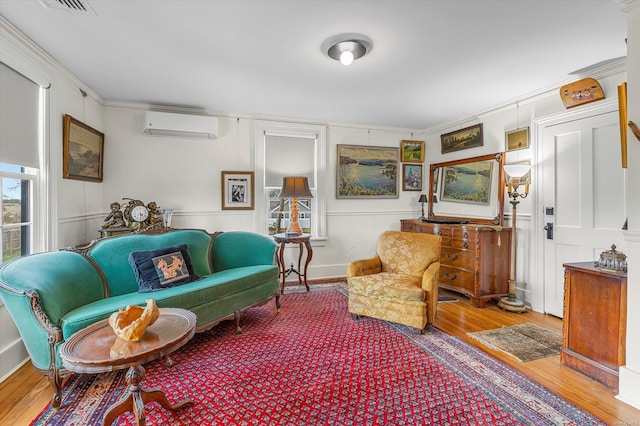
[279,176,313,236]
[418,194,428,219]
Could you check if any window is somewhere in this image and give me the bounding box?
[1,164,35,261]
[0,62,46,260]
[255,122,326,240]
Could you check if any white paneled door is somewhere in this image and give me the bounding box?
[541,108,626,318]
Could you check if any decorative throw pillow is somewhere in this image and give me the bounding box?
[129,244,200,293]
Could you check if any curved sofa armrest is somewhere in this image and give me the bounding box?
[0,251,103,371]
[421,261,440,292]
[347,256,382,278]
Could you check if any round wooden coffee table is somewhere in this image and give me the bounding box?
[60,308,196,426]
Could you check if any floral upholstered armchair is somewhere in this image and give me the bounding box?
[347,230,442,332]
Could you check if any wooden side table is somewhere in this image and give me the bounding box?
[273,233,313,294]
[561,262,627,388]
[60,308,196,425]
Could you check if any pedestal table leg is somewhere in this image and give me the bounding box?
[278,242,286,293]
[296,242,303,285]
[302,239,313,291]
[101,364,194,426]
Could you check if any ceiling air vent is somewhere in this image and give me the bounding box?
[39,0,97,15]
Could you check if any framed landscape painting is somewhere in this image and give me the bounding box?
[440,123,483,154]
[441,158,493,205]
[63,114,104,182]
[337,144,399,199]
[400,140,424,162]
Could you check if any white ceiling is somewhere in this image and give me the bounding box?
[0,0,629,129]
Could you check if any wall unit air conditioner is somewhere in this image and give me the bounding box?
[143,111,218,139]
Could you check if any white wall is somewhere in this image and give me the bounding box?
[99,106,425,278]
[618,0,640,411]
[0,18,105,380]
[423,69,627,311]
[56,79,105,248]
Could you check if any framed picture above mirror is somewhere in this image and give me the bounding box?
[428,152,506,225]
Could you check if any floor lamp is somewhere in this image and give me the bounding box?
[279,176,313,236]
[497,164,530,313]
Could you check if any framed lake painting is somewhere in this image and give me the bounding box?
[441,157,493,205]
[337,144,399,199]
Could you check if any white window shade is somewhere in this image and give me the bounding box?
[0,62,40,169]
[265,134,315,188]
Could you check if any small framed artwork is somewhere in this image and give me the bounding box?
[440,123,483,154]
[221,171,254,210]
[63,114,105,182]
[505,127,529,152]
[402,164,423,191]
[400,140,424,162]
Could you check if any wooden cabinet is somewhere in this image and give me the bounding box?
[400,219,511,307]
[561,262,627,389]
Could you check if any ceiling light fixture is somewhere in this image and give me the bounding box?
[323,34,372,66]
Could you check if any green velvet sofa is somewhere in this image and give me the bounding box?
[0,229,280,409]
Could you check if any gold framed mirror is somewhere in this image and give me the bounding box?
[428,152,506,225]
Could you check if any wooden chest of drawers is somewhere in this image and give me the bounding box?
[400,219,511,307]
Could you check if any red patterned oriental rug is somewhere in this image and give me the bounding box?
[32,289,604,425]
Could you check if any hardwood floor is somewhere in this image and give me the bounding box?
[1,289,639,425]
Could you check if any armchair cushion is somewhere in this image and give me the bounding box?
[348,273,424,302]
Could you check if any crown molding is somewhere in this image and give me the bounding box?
[617,0,638,12]
[0,16,103,102]
[427,57,627,134]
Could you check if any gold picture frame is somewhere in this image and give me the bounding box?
[440,123,483,154]
[505,127,529,152]
[400,140,424,162]
[402,164,423,191]
[336,144,399,199]
[63,114,104,182]
[221,171,255,210]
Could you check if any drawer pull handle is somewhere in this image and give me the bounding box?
[444,272,458,280]
[463,232,468,238]
[463,242,468,249]
[437,231,442,235]
[445,253,459,261]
